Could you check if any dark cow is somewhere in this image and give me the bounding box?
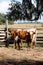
[5,34,14,47]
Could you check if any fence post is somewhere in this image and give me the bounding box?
[6,19,8,38]
[5,17,9,47]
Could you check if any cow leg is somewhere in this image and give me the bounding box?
[17,42,20,50]
[27,43,29,47]
[27,42,32,48]
[29,39,33,48]
[15,41,17,49]
[31,41,36,48]
[33,41,36,48]
[5,38,9,47]
[30,42,33,48]
[30,41,35,48]
[5,41,9,47]
[21,40,22,48]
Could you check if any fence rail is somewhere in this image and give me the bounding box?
[0,29,5,42]
[0,27,43,44]
[36,27,43,44]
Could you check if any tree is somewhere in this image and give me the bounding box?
[0,13,6,24]
[22,0,43,21]
[7,0,22,20]
[7,0,43,21]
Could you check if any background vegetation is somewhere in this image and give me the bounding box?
[0,13,14,24]
[0,13,6,24]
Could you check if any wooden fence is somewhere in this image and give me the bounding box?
[36,27,43,44]
[0,23,43,45]
[0,29,5,42]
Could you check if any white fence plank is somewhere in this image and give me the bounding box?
[0,34,5,36]
[0,37,5,39]
[36,41,43,43]
[0,40,5,42]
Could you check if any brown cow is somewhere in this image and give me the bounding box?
[8,29,21,49]
[8,29,32,49]
[28,28,37,48]
[16,29,32,47]
[31,31,37,48]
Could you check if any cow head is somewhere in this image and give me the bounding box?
[30,31,35,40]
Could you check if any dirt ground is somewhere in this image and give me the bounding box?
[0,47,43,65]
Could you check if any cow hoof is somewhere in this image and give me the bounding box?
[15,46,17,49]
[21,46,22,48]
[18,47,20,50]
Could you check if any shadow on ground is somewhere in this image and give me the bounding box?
[0,59,43,65]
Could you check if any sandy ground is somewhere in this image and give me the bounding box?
[0,47,43,65]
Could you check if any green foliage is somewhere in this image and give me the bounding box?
[0,13,14,24]
[8,20,14,24]
[0,13,6,24]
[7,0,43,21]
